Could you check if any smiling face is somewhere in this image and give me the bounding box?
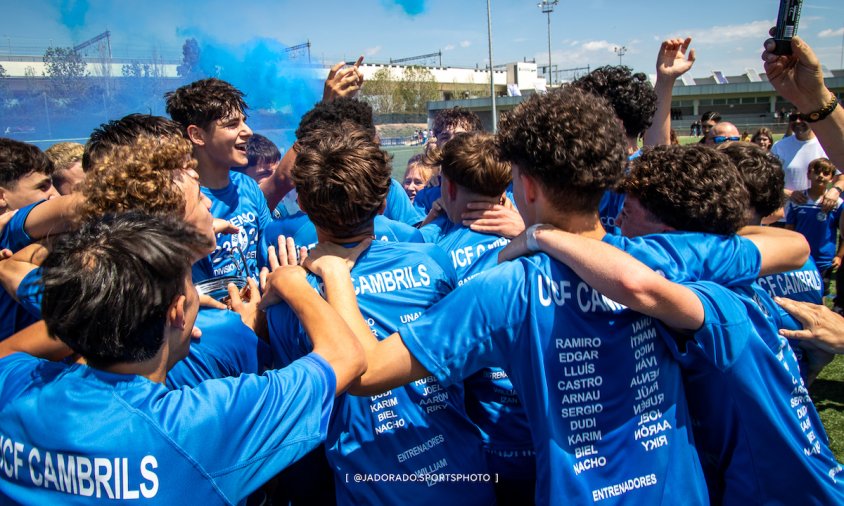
[200,111,253,169]
[402,164,429,201]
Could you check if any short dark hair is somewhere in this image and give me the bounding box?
[572,66,656,138]
[427,131,510,197]
[432,107,483,139]
[165,78,248,131]
[246,133,281,167]
[83,114,183,171]
[293,122,391,238]
[496,86,627,213]
[620,144,749,235]
[0,138,54,188]
[296,97,376,140]
[41,213,207,368]
[809,157,836,176]
[718,143,784,219]
[701,111,721,123]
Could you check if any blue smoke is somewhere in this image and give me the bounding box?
[381,0,427,16]
[59,0,89,30]
[6,32,322,152]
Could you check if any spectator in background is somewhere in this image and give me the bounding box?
[751,127,775,151]
[241,134,281,187]
[698,110,721,143]
[705,121,741,146]
[670,128,680,145]
[402,152,437,203]
[44,142,85,195]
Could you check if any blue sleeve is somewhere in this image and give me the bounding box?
[412,186,440,216]
[16,267,42,318]
[608,233,762,286]
[668,281,754,370]
[419,220,444,243]
[166,353,335,502]
[0,201,41,252]
[385,179,423,225]
[0,353,45,401]
[785,203,797,224]
[399,261,526,387]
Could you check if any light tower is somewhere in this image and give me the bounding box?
[614,46,627,66]
[537,0,559,85]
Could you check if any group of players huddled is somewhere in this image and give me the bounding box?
[0,31,843,506]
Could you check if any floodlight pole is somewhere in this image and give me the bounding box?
[537,0,558,85]
[614,46,627,66]
[487,0,497,132]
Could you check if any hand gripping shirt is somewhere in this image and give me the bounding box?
[399,253,708,506]
[0,352,335,505]
[193,172,272,283]
[258,212,423,269]
[166,308,272,389]
[0,201,42,341]
[673,282,844,505]
[266,240,494,506]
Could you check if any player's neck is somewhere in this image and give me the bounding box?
[102,347,168,385]
[626,136,639,156]
[193,150,232,190]
[807,185,826,200]
[539,210,606,241]
[316,224,376,245]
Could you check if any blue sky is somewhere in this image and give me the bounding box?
[2,0,843,78]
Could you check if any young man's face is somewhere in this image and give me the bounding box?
[244,159,278,186]
[0,171,59,210]
[434,124,468,146]
[54,161,85,195]
[201,111,253,168]
[617,196,671,238]
[176,168,216,253]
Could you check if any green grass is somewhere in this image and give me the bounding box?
[385,145,425,181]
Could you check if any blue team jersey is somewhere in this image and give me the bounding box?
[385,178,424,225]
[400,253,708,506]
[16,268,42,319]
[424,218,533,480]
[419,215,510,284]
[266,240,494,506]
[0,201,42,341]
[411,186,441,217]
[0,352,335,504]
[785,195,843,271]
[599,150,640,235]
[257,213,423,269]
[193,172,272,283]
[166,308,272,389]
[673,282,844,504]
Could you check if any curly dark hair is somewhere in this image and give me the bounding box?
[620,144,749,235]
[0,138,54,188]
[432,106,483,139]
[296,97,375,140]
[165,78,248,131]
[424,131,510,197]
[718,143,784,219]
[83,114,184,171]
[41,212,208,368]
[571,66,656,138]
[80,134,193,221]
[293,121,392,238]
[496,86,627,213]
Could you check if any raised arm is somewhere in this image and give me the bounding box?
[738,225,810,275]
[264,265,366,395]
[23,193,83,240]
[501,225,704,330]
[643,37,696,147]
